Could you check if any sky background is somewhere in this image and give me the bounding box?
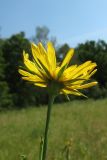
[0,0,107,47]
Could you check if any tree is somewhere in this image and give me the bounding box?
[0,39,13,109]
[56,43,79,64]
[76,40,107,98]
[57,43,70,60]
[33,26,57,47]
[2,32,49,107]
[2,32,34,107]
[76,40,107,86]
[34,26,49,45]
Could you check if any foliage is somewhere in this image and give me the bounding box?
[76,40,107,87]
[76,40,107,98]
[1,32,49,108]
[0,39,13,109]
[1,33,37,107]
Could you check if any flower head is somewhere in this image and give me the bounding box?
[19,42,97,96]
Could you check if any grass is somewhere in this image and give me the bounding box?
[0,99,107,160]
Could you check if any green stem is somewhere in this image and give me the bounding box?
[42,95,55,160]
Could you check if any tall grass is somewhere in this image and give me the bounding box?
[0,99,107,160]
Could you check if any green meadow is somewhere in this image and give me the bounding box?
[0,99,107,160]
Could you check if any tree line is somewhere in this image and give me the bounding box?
[0,27,107,109]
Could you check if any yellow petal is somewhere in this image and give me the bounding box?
[72,61,92,75]
[38,43,49,67]
[72,63,97,79]
[31,43,42,68]
[61,88,83,96]
[63,78,85,86]
[19,69,34,77]
[31,43,41,60]
[34,83,47,87]
[61,48,74,67]
[38,42,47,55]
[80,68,97,80]
[72,81,98,89]
[23,51,43,78]
[38,43,50,68]
[61,88,87,98]
[87,69,97,79]
[23,51,37,72]
[64,65,77,74]
[31,43,49,71]
[19,69,46,83]
[60,65,77,81]
[53,66,60,79]
[65,61,96,80]
[47,42,56,71]
[22,76,45,82]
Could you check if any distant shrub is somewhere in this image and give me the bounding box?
[0,82,14,110]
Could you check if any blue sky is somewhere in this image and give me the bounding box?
[0,0,107,46]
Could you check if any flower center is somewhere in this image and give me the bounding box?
[47,80,64,95]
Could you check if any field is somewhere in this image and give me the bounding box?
[0,99,107,160]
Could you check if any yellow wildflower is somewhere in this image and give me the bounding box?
[19,42,97,96]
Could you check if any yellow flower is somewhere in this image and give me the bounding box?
[19,42,97,96]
